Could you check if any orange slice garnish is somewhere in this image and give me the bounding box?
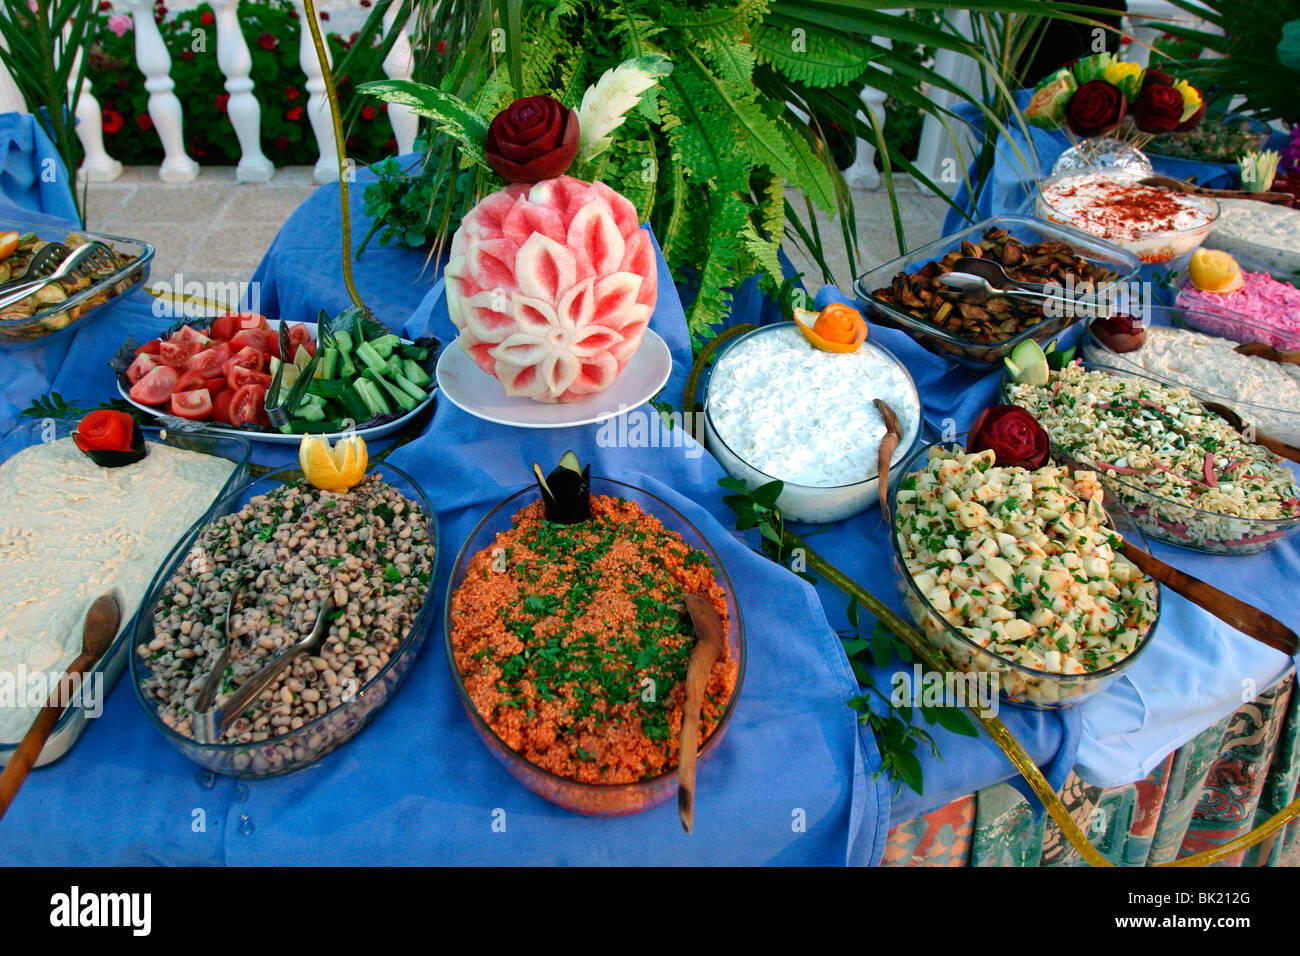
[793,303,868,353]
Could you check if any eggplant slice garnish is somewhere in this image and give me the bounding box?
[534,450,591,524]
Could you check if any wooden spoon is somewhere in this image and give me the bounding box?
[678,593,726,834]
[1201,400,1300,464]
[874,398,902,496]
[1138,175,1296,208]
[1117,543,1297,655]
[1234,342,1300,366]
[0,593,120,820]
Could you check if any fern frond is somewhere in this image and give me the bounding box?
[752,19,876,88]
[658,62,748,191]
[687,191,752,337]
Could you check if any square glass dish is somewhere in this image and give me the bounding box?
[0,419,250,767]
[1081,303,1300,447]
[0,228,154,348]
[853,214,1142,370]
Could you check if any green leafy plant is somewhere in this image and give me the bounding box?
[1160,0,1300,125]
[86,0,402,167]
[0,0,96,224]
[360,0,1097,346]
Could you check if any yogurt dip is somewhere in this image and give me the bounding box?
[0,437,235,744]
[1209,199,1300,274]
[1093,324,1300,445]
[1036,173,1218,263]
[705,323,922,522]
[1176,270,1300,349]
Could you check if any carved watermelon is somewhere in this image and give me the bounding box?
[444,175,657,402]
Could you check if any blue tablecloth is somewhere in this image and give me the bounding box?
[0,112,78,223]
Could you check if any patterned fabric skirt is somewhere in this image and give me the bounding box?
[884,675,1300,866]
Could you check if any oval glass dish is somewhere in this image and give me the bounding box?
[444,477,746,816]
[129,462,439,777]
[1081,303,1300,447]
[1034,171,1219,266]
[1000,362,1300,555]
[703,322,924,523]
[0,419,250,767]
[887,437,1162,709]
[853,214,1142,370]
[0,229,154,348]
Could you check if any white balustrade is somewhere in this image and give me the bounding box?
[64,20,122,182]
[843,17,900,191]
[295,0,340,183]
[213,0,274,182]
[381,3,418,154]
[124,0,200,182]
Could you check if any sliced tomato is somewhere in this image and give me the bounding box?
[172,325,211,349]
[302,339,317,357]
[287,323,311,349]
[226,365,271,391]
[135,338,162,357]
[211,389,235,425]
[222,345,263,376]
[126,353,160,385]
[230,327,277,356]
[184,342,232,375]
[170,388,213,420]
[236,313,269,331]
[175,369,225,393]
[128,365,178,405]
[209,314,239,340]
[228,383,268,428]
[159,338,200,366]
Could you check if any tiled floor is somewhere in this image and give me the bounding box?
[82,166,953,297]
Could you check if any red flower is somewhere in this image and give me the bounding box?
[256,32,276,50]
[1065,80,1126,138]
[286,106,303,122]
[1132,83,1184,134]
[101,109,124,135]
[436,40,447,54]
[285,86,300,101]
[361,106,376,121]
[136,113,154,133]
[359,0,371,6]
[180,50,194,60]
[383,137,397,152]
[215,93,229,114]
[274,136,289,151]
[115,78,128,90]
[485,95,580,183]
[200,10,213,25]
[967,405,1051,470]
[336,73,350,87]
[98,0,110,9]
[345,135,359,149]
[320,10,328,19]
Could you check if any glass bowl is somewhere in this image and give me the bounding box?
[702,323,924,523]
[886,437,1162,709]
[1050,137,1155,179]
[1001,362,1300,555]
[130,462,439,777]
[0,419,250,767]
[1034,171,1219,265]
[1081,303,1300,447]
[853,214,1142,370]
[1172,250,1300,350]
[1146,113,1272,165]
[0,229,154,348]
[444,477,746,816]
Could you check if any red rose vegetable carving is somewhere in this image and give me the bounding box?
[1065,80,1127,138]
[485,95,580,184]
[1132,83,1185,134]
[967,405,1051,470]
[73,409,147,467]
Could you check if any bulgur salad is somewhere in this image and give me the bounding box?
[448,494,738,786]
[894,447,1159,699]
[138,474,435,752]
[1007,364,1300,553]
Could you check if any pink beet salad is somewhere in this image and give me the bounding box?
[1177,271,1300,349]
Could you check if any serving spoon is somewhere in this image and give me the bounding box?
[874,398,902,496]
[1138,175,1295,208]
[1234,342,1300,366]
[1200,400,1300,464]
[0,593,120,821]
[678,593,726,834]
[938,257,1104,310]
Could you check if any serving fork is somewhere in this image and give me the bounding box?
[0,241,70,292]
[0,241,117,310]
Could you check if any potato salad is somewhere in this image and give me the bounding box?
[894,447,1159,680]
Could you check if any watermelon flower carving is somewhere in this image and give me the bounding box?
[445,175,656,402]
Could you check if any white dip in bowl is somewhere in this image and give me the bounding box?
[704,323,923,523]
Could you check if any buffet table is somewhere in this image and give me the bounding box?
[0,148,1296,865]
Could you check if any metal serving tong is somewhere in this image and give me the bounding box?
[937,256,1107,311]
[0,240,117,310]
[192,578,336,744]
[0,241,69,292]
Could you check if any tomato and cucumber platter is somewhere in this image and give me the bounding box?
[110,313,440,444]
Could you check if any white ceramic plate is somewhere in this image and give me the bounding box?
[117,320,437,444]
[435,329,673,429]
